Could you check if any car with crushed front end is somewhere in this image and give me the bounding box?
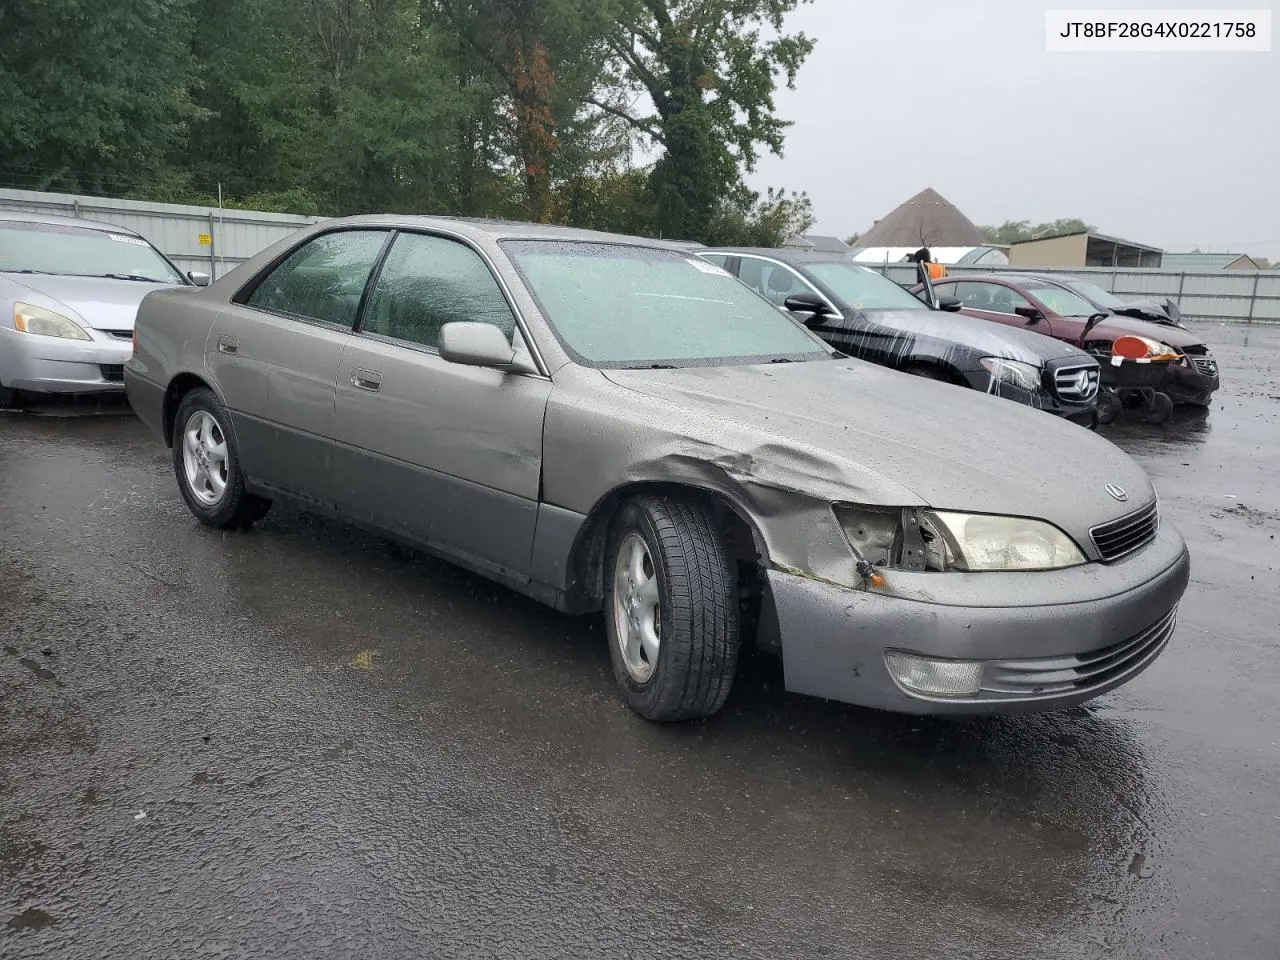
[700,248,1102,427]
[927,272,1220,408]
[125,216,1190,722]
[0,211,204,408]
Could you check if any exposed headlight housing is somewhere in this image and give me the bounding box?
[834,505,1086,573]
[979,357,1041,392]
[14,303,91,341]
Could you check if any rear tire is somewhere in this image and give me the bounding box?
[604,496,740,722]
[172,388,271,529]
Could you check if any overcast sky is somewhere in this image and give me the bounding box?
[747,0,1279,256]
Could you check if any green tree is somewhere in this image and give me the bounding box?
[179,0,468,215]
[705,185,813,247]
[599,0,814,241]
[430,0,622,222]
[0,0,197,196]
[979,218,1095,245]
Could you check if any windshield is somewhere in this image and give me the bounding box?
[503,241,830,367]
[805,262,930,312]
[1025,285,1096,317]
[0,221,186,284]
[1062,278,1123,310]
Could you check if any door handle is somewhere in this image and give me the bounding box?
[218,336,239,355]
[351,368,382,392]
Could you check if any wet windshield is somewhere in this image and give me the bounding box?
[1026,285,1096,317]
[805,262,930,311]
[1063,278,1124,309]
[503,241,830,367]
[0,221,186,284]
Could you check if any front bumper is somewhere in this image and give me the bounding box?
[0,326,132,395]
[761,521,1190,714]
[1162,356,1220,405]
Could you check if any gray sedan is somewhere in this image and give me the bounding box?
[0,212,199,406]
[125,216,1190,722]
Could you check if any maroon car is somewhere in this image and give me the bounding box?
[923,274,1220,407]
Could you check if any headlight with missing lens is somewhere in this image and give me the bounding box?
[979,356,1041,392]
[14,302,91,341]
[834,505,1086,573]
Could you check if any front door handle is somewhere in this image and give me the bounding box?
[217,336,239,355]
[351,368,382,392]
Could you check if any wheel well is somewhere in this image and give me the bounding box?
[162,373,212,447]
[568,482,767,622]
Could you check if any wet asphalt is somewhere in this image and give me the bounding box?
[2,322,1278,960]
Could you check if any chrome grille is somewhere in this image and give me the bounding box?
[983,608,1176,697]
[1189,356,1218,377]
[1091,500,1159,561]
[1052,363,1100,402]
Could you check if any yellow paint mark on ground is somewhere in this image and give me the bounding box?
[350,649,377,671]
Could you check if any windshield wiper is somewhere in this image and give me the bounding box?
[100,273,164,283]
[769,357,794,363]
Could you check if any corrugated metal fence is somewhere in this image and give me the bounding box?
[862,261,1280,324]
[0,189,322,280]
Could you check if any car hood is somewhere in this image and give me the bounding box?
[859,308,1091,364]
[1077,312,1205,349]
[602,358,1152,532]
[0,272,179,331]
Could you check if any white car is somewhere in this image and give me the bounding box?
[0,212,205,407]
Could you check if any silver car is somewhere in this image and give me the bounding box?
[125,216,1190,722]
[0,212,201,406]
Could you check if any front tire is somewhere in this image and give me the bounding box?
[172,388,271,529]
[604,496,740,722]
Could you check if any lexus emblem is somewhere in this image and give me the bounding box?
[1105,483,1128,502]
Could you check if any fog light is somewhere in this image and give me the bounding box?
[884,651,983,698]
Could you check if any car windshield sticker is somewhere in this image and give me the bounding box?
[108,234,150,246]
[688,258,733,276]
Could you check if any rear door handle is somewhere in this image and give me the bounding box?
[351,368,382,392]
[217,336,239,355]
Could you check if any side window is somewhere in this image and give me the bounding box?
[738,259,812,307]
[697,253,730,270]
[952,281,1030,314]
[245,230,388,327]
[361,233,515,350]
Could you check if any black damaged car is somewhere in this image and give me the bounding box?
[700,248,1101,427]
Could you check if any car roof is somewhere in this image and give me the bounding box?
[0,209,145,236]
[311,214,699,251]
[941,272,1081,287]
[701,246,850,265]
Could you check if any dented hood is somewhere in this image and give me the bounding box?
[602,358,1153,531]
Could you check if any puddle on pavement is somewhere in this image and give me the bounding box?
[5,907,57,932]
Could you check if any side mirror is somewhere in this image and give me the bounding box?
[1014,305,1043,322]
[438,321,535,374]
[188,271,211,287]
[937,295,963,312]
[783,291,831,322]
